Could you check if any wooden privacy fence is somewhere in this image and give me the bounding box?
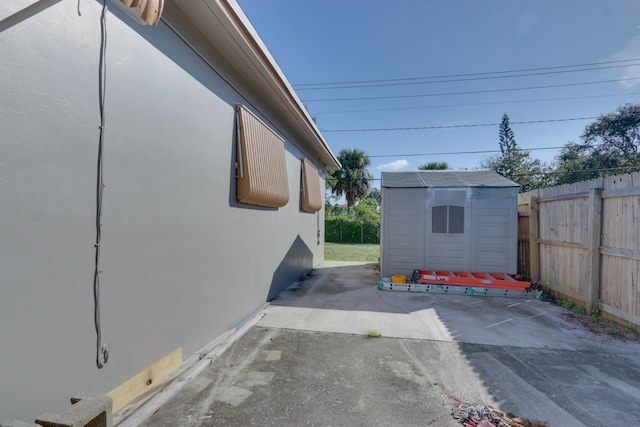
[518,172,640,328]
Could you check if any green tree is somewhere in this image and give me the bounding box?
[418,161,449,170]
[324,197,380,244]
[482,113,551,192]
[553,142,599,185]
[350,197,380,226]
[366,187,381,203]
[327,148,373,208]
[555,103,640,185]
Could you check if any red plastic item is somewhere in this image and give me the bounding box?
[416,270,532,291]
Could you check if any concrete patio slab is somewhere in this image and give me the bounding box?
[138,261,640,426]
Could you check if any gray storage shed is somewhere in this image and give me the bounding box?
[380,170,519,278]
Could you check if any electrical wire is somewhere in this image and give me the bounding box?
[321,116,598,133]
[294,58,640,87]
[312,92,640,115]
[303,77,640,103]
[510,165,640,178]
[368,146,566,158]
[329,165,640,182]
[94,0,109,370]
[296,63,640,91]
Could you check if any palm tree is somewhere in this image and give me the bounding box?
[328,148,373,208]
[418,161,449,170]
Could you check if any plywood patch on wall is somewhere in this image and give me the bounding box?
[107,347,182,413]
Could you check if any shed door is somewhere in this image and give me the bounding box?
[425,199,470,271]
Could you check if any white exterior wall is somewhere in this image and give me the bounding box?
[470,187,519,273]
[381,187,518,277]
[380,188,425,278]
[425,188,471,272]
[0,1,328,421]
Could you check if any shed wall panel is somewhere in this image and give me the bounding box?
[381,188,425,277]
[472,194,518,273]
[381,177,518,277]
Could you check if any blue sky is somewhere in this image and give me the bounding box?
[237,0,640,186]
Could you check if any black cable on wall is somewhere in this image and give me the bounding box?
[94,0,109,370]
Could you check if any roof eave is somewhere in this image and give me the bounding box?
[171,0,340,170]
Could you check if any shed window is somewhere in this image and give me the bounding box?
[236,105,289,207]
[432,205,464,234]
[301,159,322,212]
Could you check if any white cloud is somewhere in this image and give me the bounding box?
[377,159,409,171]
[612,34,640,89]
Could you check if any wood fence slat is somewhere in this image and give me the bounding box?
[537,192,589,203]
[519,173,640,328]
[529,196,539,282]
[600,246,640,261]
[602,187,640,198]
[586,188,602,312]
[537,239,587,250]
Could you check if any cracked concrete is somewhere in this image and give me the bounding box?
[138,261,640,426]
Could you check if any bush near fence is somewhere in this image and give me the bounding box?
[325,217,379,244]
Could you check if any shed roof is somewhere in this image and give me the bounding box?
[381,170,519,188]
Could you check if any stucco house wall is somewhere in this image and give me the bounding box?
[0,0,337,421]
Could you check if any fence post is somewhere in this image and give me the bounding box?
[528,196,540,282]
[586,187,603,313]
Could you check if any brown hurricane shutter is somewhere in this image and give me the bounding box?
[301,159,322,212]
[236,105,289,207]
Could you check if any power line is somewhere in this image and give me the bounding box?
[511,165,640,178]
[303,77,640,103]
[368,146,566,158]
[294,58,640,87]
[321,116,598,133]
[296,63,640,91]
[312,93,640,115]
[328,165,640,182]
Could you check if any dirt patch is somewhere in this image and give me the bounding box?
[559,311,640,342]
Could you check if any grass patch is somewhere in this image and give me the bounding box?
[606,325,621,335]
[365,330,382,338]
[325,243,379,262]
[571,304,587,315]
[558,297,640,343]
[561,298,574,310]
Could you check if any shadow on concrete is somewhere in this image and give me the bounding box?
[265,262,640,426]
[266,235,314,302]
[269,262,407,313]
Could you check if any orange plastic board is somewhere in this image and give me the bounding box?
[416,270,531,291]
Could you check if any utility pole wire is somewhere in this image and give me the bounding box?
[296,63,640,91]
[368,146,566,158]
[313,93,640,115]
[321,116,598,133]
[294,57,640,87]
[303,77,640,103]
[331,165,640,182]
